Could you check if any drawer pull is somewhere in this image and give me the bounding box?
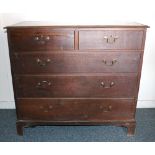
[83,114,88,118]
[102,59,117,66]
[100,105,112,112]
[101,81,115,88]
[34,35,50,44]
[39,105,53,113]
[103,35,118,44]
[36,58,51,66]
[36,80,52,89]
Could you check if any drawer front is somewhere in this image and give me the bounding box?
[14,75,137,98]
[12,52,141,74]
[9,29,74,51]
[79,30,144,50]
[17,98,135,121]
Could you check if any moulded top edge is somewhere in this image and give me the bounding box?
[4,21,150,29]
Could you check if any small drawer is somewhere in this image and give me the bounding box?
[12,52,141,74]
[79,30,144,50]
[9,28,74,51]
[17,98,135,121]
[14,75,138,98]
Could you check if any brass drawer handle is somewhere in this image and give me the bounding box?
[101,81,115,88]
[36,58,51,66]
[36,80,52,89]
[100,105,112,112]
[102,59,117,66]
[34,35,50,44]
[83,114,88,118]
[39,105,53,113]
[103,35,118,44]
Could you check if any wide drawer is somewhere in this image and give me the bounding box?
[79,30,144,50]
[14,75,137,98]
[12,52,141,74]
[8,28,74,51]
[17,98,135,121]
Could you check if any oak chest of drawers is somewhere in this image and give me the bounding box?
[5,22,149,136]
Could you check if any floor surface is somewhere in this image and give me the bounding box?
[0,109,155,142]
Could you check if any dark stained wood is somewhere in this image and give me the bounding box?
[74,29,79,50]
[6,22,149,136]
[79,30,144,50]
[125,122,136,136]
[14,75,137,98]
[16,121,27,136]
[16,98,135,121]
[9,28,74,51]
[11,52,141,74]
[5,21,149,28]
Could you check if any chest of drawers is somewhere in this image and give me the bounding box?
[6,22,149,136]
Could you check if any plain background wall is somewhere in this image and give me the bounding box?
[0,0,155,108]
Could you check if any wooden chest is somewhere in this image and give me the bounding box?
[5,22,149,136]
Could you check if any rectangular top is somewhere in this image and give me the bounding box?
[5,21,149,28]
